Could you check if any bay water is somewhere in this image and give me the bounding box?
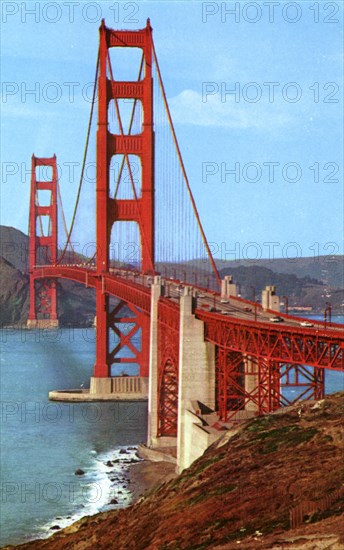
[1,316,343,547]
[0,327,147,547]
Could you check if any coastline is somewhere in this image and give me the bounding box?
[1,446,177,549]
[129,458,177,503]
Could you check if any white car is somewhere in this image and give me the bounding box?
[300,321,314,327]
[269,316,284,323]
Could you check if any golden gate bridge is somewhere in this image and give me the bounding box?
[26,20,344,470]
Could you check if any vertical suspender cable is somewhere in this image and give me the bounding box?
[152,41,220,288]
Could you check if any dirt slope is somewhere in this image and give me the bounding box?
[7,392,344,550]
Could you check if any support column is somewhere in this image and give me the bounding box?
[147,276,161,446]
[177,287,215,472]
[221,275,237,299]
[262,285,280,311]
[27,154,59,329]
[244,355,259,413]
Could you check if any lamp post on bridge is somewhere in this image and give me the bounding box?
[192,272,198,287]
[326,302,332,326]
[251,286,257,321]
[283,295,289,314]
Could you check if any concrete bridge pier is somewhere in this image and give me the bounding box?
[221,275,237,299]
[27,319,59,329]
[177,287,215,472]
[262,285,280,311]
[244,355,259,413]
[147,276,169,447]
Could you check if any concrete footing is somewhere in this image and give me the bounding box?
[49,376,149,402]
[27,319,59,329]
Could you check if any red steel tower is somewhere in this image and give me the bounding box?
[27,155,58,328]
[94,20,154,378]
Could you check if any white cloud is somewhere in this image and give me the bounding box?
[169,89,293,131]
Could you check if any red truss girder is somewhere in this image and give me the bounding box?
[215,352,281,420]
[34,279,57,319]
[28,155,58,322]
[215,352,325,420]
[157,300,179,437]
[108,300,149,376]
[34,267,151,313]
[280,363,325,404]
[216,349,245,421]
[199,314,344,371]
[257,358,281,414]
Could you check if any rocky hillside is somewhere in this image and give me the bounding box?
[0,257,29,325]
[10,392,344,549]
[1,226,343,323]
[0,226,95,326]
[218,264,343,313]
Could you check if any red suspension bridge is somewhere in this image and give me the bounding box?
[27,20,344,469]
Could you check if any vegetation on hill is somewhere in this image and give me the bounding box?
[0,226,343,325]
[10,392,344,549]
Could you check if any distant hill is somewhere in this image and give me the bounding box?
[0,226,95,326]
[0,225,343,324]
[218,264,343,312]
[215,256,344,288]
[0,225,29,272]
[0,256,29,324]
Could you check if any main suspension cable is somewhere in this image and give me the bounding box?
[58,48,100,264]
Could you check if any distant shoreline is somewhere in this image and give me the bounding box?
[1,450,176,549]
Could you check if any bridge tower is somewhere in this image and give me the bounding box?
[91,20,154,390]
[27,155,59,329]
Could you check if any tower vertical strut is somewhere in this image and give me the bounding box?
[27,155,59,328]
[93,19,154,379]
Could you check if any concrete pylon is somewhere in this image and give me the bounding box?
[221,275,237,299]
[177,287,215,472]
[244,355,259,413]
[262,285,280,311]
[147,276,162,447]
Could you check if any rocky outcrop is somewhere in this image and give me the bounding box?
[9,392,344,550]
[0,257,29,324]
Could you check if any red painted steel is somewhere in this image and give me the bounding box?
[28,155,58,322]
[94,20,155,377]
[197,311,344,371]
[34,262,343,420]
[29,22,344,427]
[157,299,179,436]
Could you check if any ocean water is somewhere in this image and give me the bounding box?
[0,317,343,547]
[0,328,147,547]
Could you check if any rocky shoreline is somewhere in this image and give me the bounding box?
[2,446,177,549]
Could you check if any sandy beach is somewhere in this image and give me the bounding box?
[128,457,177,503]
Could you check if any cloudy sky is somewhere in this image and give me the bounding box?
[1,0,343,261]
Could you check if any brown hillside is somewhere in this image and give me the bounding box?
[9,393,344,550]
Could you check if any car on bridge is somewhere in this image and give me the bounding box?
[269,316,284,323]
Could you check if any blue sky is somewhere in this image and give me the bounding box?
[1,0,343,261]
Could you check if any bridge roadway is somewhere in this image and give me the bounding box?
[33,264,344,371]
